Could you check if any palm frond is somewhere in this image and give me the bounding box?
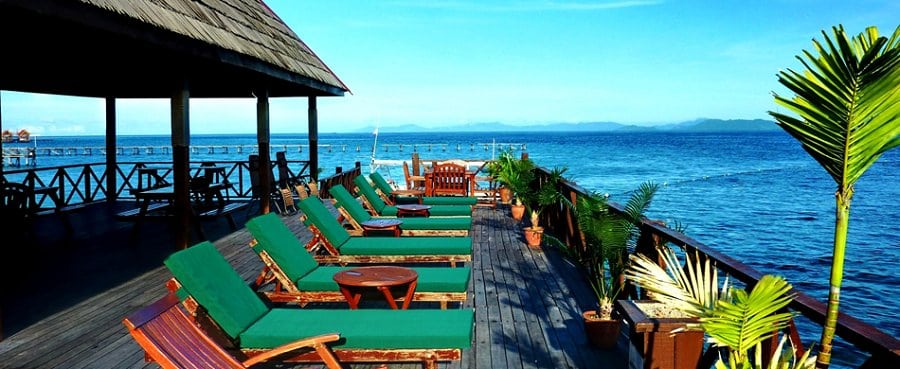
[702,275,795,354]
[770,24,900,187]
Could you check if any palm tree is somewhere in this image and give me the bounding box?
[769,24,900,368]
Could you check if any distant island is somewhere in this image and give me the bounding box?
[355,118,780,134]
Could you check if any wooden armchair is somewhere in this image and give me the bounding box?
[403,161,426,191]
[123,292,342,369]
[429,163,469,197]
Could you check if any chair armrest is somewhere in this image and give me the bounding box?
[241,333,342,367]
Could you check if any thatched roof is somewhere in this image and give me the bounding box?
[0,0,349,98]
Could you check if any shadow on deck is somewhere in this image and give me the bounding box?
[0,201,629,369]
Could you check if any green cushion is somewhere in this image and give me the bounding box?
[297,266,470,293]
[353,175,387,213]
[328,184,373,223]
[394,216,471,231]
[422,196,478,206]
[164,241,268,339]
[369,172,396,196]
[240,309,474,349]
[297,197,351,247]
[381,204,472,217]
[245,213,319,282]
[341,236,471,255]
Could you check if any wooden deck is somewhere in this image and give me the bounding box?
[0,201,627,369]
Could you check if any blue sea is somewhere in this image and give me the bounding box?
[6,131,898,367]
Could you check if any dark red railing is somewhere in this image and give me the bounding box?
[318,161,362,199]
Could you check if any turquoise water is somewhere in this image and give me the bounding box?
[6,131,897,366]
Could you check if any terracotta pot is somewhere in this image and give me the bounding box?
[510,203,526,221]
[582,310,620,349]
[499,187,512,204]
[524,226,543,248]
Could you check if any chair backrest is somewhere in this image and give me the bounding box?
[296,197,352,247]
[431,163,468,196]
[123,293,246,369]
[328,184,373,223]
[164,241,269,339]
[402,162,414,189]
[245,213,319,282]
[0,182,29,216]
[368,172,394,196]
[352,175,387,212]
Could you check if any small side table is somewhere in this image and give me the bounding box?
[333,266,419,310]
[395,204,432,217]
[391,189,425,204]
[360,218,403,237]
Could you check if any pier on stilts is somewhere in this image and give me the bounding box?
[14,142,527,157]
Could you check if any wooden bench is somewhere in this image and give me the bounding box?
[197,202,248,229]
[116,202,171,219]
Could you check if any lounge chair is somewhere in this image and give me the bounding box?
[329,184,471,237]
[296,197,472,266]
[123,292,343,369]
[245,212,470,308]
[163,241,474,368]
[354,175,472,217]
[370,171,477,206]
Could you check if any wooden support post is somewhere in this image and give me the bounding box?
[257,89,271,214]
[105,97,117,202]
[171,82,191,250]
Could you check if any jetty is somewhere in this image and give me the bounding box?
[9,142,526,157]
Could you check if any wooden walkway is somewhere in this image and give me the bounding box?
[0,201,627,369]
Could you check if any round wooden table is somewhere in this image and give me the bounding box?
[360,218,403,237]
[395,204,432,217]
[332,266,418,310]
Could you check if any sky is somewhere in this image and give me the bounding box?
[1,0,898,136]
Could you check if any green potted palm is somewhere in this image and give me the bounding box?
[498,154,534,221]
[547,181,659,348]
[519,166,567,248]
[486,148,520,204]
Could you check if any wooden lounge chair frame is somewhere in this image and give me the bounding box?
[166,278,464,369]
[123,291,343,369]
[332,203,468,237]
[294,194,471,266]
[300,213,471,267]
[326,185,469,237]
[249,239,464,309]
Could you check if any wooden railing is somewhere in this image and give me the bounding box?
[0,159,311,210]
[318,161,362,199]
[532,166,900,369]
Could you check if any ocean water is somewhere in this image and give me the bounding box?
[5,131,897,366]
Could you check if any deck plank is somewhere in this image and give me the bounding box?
[0,202,626,369]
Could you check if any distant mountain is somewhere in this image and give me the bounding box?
[357,118,780,133]
[667,119,779,132]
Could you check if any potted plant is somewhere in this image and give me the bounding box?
[519,166,567,248]
[497,154,534,221]
[486,148,519,204]
[546,181,658,348]
[626,246,816,369]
